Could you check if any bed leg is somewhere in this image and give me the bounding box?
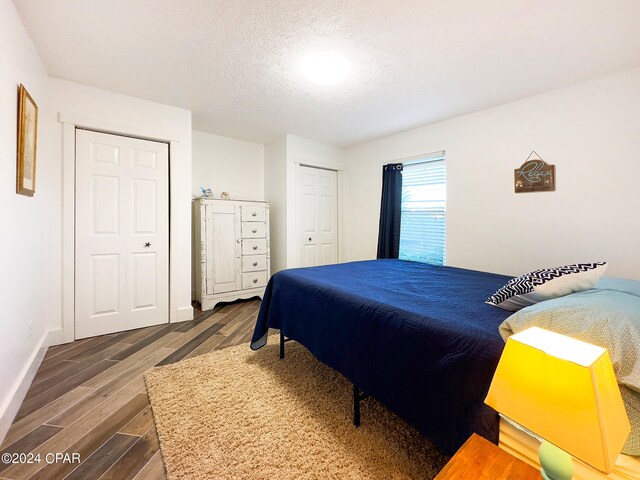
[353,384,361,427]
[279,331,294,360]
[279,330,285,359]
[353,385,370,428]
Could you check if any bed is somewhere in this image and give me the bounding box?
[251,259,640,472]
[250,259,513,454]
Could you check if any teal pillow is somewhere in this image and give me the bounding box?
[596,277,640,297]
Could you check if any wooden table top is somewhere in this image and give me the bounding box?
[435,433,541,479]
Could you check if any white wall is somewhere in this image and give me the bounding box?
[192,130,264,201]
[0,0,54,443]
[48,77,194,340]
[264,135,288,273]
[344,67,640,280]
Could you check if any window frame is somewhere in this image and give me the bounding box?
[398,152,446,266]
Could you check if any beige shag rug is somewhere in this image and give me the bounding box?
[144,341,449,480]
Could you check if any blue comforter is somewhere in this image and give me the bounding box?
[251,259,512,454]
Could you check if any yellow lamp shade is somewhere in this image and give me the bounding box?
[485,327,630,474]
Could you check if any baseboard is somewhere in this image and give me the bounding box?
[174,305,194,323]
[0,330,49,446]
[46,327,73,347]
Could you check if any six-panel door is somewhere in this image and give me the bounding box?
[75,129,169,339]
[296,165,338,267]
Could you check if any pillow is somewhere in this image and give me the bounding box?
[485,262,607,311]
[498,287,640,455]
[596,277,640,297]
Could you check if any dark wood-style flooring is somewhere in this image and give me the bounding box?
[0,299,261,480]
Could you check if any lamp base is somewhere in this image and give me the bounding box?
[538,440,574,480]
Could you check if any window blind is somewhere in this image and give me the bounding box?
[399,156,446,265]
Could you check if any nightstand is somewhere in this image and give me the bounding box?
[435,433,540,479]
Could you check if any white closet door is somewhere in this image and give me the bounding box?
[297,165,338,267]
[75,129,169,339]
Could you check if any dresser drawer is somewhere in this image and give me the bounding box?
[241,205,266,222]
[242,239,267,255]
[242,271,267,290]
[242,255,267,272]
[241,222,266,239]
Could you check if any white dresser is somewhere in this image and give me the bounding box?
[194,199,270,311]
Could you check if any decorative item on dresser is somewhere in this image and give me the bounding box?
[194,198,270,311]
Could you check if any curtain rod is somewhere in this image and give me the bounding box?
[392,150,446,166]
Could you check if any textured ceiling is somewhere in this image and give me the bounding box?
[13,0,640,146]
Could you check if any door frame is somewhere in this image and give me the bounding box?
[55,113,184,344]
[293,159,343,268]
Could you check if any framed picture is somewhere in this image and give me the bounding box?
[16,84,38,196]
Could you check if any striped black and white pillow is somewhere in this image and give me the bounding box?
[486,262,608,311]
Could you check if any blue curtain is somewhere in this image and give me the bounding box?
[376,163,403,259]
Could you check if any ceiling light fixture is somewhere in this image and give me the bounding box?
[300,53,349,86]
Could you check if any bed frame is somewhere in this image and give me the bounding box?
[280,331,369,427]
[253,260,518,455]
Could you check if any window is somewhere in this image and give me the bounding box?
[399,153,446,265]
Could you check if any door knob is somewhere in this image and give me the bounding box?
[253,245,258,250]
[253,262,258,267]
[253,278,258,284]
[308,237,312,241]
[252,212,257,217]
[252,228,257,233]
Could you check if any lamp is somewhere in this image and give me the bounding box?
[485,327,630,480]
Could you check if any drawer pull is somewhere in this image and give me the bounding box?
[252,228,257,233]
[253,262,258,267]
[253,278,258,284]
[252,245,258,250]
[252,212,257,217]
